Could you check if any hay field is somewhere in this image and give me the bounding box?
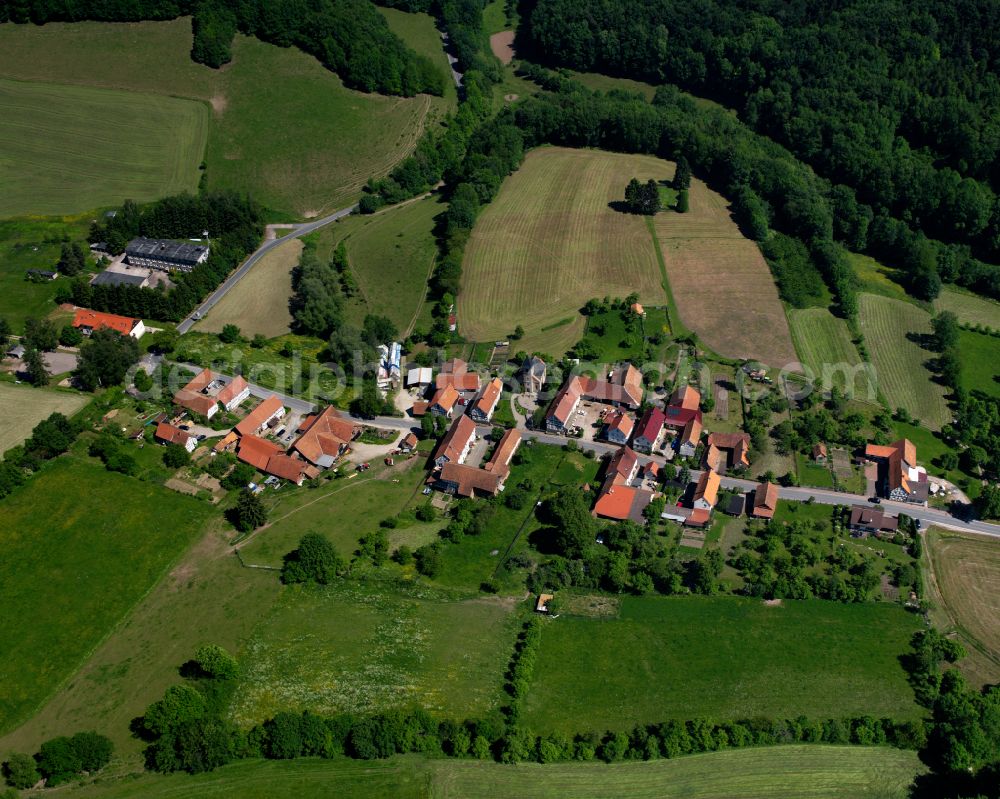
[195,238,302,338]
[935,287,1000,329]
[925,528,1000,685]
[0,77,206,217]
[857,293,950,429]
[788,308,876,402]
[460,147,669,353]
[653,179,797,367]
[54,746,923,799]
[0,384,87,453]
[0,19,450,218]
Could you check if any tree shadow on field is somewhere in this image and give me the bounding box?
[607,200,633,214]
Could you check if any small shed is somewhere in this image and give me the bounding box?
[725,493,746,517]
[812,442,828,463]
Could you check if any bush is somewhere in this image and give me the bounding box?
[414,543,442,578]
[163,443,191,468]
[2,752,39,789]
[281,532,344,584]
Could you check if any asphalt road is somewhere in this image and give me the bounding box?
[511,428,1000,539]
[159,360,1000,539]
[176,204,358,334]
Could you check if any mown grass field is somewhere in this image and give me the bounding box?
[195,238,302,339]
[311,195,445,335]
[523,595,922,734]
[0,77,206,217]
[857,293,950,429]
[0,454,213,735]
[460,147,670,356]
[56,747,924,799]
[925,528,1000,686]
[787,308,873,400]
[0,383,88,453]
[957,329,1000,398]
[0,19,451,218]
[934,287,1000,329]
[230,583,517,726]
[653,178,798,368]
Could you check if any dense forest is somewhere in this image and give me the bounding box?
[520,0,1000,301]
[0,0,444,95]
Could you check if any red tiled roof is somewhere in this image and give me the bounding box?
[484,428,521,477]
[605,410,634,439]
[663,405,702,429]
[174,391,217,417]
[440,358,466,374]
[607,446,638,481]
[217,376,249,407]
[635,407,666,443]
[264,453,311,483]
[706,432,751,468]
[548,381,581,425]
[812,442,828,459]
[473,377,503,417]
[155,421,193,447]
[72,308,139,336]
[183,368,213,393]
[235,395,284,437]
[434,415,476,464]
[401,432,419,450]
[436,373,481,392]
[439,462,503,497]
[430,385,460,412]
[686,508,711,526]
[292,406,358,466]
[752,481,779,518]
[671,385,701,411]
[593,475,654,522]
[693,470,721,507]
[237,434,283,470]
[681,416,702,447]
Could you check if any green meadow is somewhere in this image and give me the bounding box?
[523,595,922,734]
[0,454,212,734]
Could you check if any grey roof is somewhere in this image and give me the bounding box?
[126,237,208,265]
[92,270,148,287]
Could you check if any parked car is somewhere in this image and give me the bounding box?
[868,496,882,504]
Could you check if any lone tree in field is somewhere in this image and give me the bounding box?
[219,324,241,344]
[624,178,661,215]
[282,531,344,584]
[677,189,690,213]
[234,488,267,532]
[673,155,691,190]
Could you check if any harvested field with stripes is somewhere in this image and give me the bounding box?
[925,528,1000,686]
[652,179,797,368]
[934,287,1000,330]
[0,77,206,217]
[460,147,670,355]
[788,308,875,401]
[857,293,950,429]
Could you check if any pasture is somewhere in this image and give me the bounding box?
[787,308,874,401]
[523,595,922,734]
[0,19,450,218]
[957,329,1000,398]
[0,217,93,331]
[195,238,302,339]
[847,253,911,304]
[229,584,517,726]
[934,287,1000,329]
[652,178,798,368]
[460,147,670,356]
[925,528,1000,686]
[857,294,950,429]
[0,78,206,217]
[56,746,924,799]
[0,383,87,453]
[311,195,445,335]
[0,454,212,736]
